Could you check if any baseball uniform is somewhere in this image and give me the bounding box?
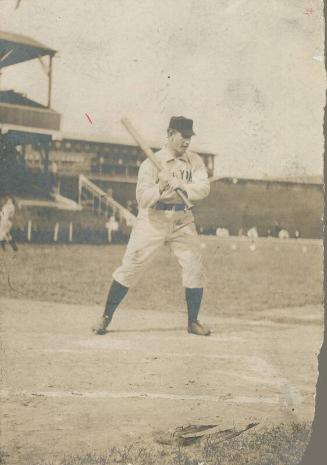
[113,147,210,288]
[93,116,211,336]
[0,199,15,241]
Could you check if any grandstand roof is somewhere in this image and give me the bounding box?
[0,30,57,68]
[0,90,47,108]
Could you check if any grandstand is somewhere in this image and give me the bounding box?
[0,31,60,198]
[194,177,323,239]
[0,31,137,241]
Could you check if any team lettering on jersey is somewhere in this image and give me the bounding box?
[172,168,193,183]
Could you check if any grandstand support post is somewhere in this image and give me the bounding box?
[38,141,50,176]
[78,176,82,205]
[47,55,53,108]
[54,222,59,242]
[27,220,32,242]
[98,196,102,215]
[69,222,73,242]
[44,145,50,174]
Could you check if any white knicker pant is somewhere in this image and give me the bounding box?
[113,208,205,288]
[0,219,12,241]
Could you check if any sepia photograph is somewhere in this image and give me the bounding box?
[0,1,325,464]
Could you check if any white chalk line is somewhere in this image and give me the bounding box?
[247,357,304,408]
[39,349,304,404]
[43,349,248,360]
[0,389,286,405]
[45,345,252,360]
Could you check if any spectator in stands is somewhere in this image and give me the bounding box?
[0,196,18,251]
[247,226,258,239]
[295,229,300,239]
[105,216,119,243]
[99,156,105,174]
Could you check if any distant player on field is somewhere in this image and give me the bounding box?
[0,196,18,252]
[93,116,211,336]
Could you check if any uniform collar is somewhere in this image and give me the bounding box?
[161,146,189,163]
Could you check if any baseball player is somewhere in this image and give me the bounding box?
[105,216,119,243]
[93,116,211,336]
[0,196,18,251]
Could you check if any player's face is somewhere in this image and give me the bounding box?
[169,131,192,156]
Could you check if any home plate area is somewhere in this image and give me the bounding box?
[0,297,322,464]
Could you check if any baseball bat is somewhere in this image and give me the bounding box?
[121,117,193,209]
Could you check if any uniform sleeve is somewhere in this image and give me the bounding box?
[184,154,210,201]
[136,159,161,208]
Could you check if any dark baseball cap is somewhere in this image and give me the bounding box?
[168,116,195,137]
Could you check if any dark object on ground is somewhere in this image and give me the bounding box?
[153,422,259,446]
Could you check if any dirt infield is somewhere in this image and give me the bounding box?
[0,238,324,464]
[0,297,323,464]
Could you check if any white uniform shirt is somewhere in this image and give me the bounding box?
[0,200,15,222]
[0,200,15,240]
[136,147,210,209]
[105,218,119,232]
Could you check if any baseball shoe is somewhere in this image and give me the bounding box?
[92,315,111,335]
[188,320,211,336]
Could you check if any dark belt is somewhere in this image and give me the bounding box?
[155,202,186,211]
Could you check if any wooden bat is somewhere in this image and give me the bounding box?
[121,117,193,209]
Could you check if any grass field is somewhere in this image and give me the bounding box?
[21,423,309,465]
[0,237,323,316]
[0,237,323,465]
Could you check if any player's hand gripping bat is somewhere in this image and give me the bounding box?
[121,117,193,209]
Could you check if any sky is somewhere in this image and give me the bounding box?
[0,0,325,178]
